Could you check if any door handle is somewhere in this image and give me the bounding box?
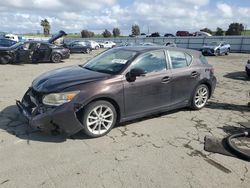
[191,71,199,78]
[161,76,170,83]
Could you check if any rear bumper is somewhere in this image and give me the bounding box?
[210,76,217,97]
[16,89,83,136]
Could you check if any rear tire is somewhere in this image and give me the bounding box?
[82,100,117,138]
[225,48,230,55]
[190,84,209,110]
[95,46,99,50]
[51,53,62,63]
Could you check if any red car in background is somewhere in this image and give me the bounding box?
[176,31,193,36]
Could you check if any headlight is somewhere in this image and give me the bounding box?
[42,91,80,106]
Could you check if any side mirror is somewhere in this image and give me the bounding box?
[130,68,146,77]
[126,68,146,82]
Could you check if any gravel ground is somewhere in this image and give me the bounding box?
[0,50,250,188]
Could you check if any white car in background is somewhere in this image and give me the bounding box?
[4,34,19,42]
[194,31,212,37]
[99,41,116,48]
[87,40,100,50]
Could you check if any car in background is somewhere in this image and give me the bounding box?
[194,31,212,37]
[116,42,136,47]
[4,34,19,42]
[165,42,177,47]
[87,40,100,50]
[0,31,69,64]
[136,33,147,38]
[16,46,216,138]
[246,60,250,77]
[0,37,17,47]
[63,41,91,54]
[99,41,116,48]
[201,41,230,56]
[18,36,27,42]
[140,42,159,46]
[148,32,161,37]
[176,31,193,36]
[164,33,175,37]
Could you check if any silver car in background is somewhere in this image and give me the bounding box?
[201,41,230,56]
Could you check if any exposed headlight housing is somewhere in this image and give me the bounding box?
[42,91,80,106]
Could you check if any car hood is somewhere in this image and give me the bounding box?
[48,30,67,44]
[32,65,109,93]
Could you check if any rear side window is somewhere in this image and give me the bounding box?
[199,55,208,64]
[169,51,192,69]
[131,50,167,74]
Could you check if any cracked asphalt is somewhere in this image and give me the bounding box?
[0,50,250,188]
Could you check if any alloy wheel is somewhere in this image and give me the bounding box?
[86,105,114,135]
[52,53,61,63]
[194,86,209,108]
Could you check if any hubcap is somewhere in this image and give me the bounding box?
[53,54,60,62]
[86,105,114,135]
[194,87,208,108]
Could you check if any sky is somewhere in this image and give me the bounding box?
[0,0,249,35]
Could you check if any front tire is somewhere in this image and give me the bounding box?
[191,84,209,110]
[82,100,117,138]
[51,53,62,63]
[0,55,11,64]
[85,48,90,54]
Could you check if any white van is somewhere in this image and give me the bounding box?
[5,34,19,42]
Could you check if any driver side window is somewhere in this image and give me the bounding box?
[131,50,167,74]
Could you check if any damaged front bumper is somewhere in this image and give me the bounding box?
[16,88,84,136]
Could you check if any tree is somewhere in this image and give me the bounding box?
[81,30,95,38]
[112,28,120,37]
[215,27,224,36]
[102,29,112,38]
[40,19,50,36]
[225,23,244,35]
[200,28,212,34]
[131,24,140,36]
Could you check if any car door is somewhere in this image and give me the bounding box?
[167,50,200,105]
[104,41,110,48]
[123,50,172,116]
[70,43,82,53]
[219,42,227,53]
[16,42,31,63]
[37,43,52,61]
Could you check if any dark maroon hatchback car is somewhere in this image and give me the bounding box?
[17,46,216,137]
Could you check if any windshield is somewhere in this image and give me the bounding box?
[83,48,137,74]
[10,42,23,48]
[208,41,219,46]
